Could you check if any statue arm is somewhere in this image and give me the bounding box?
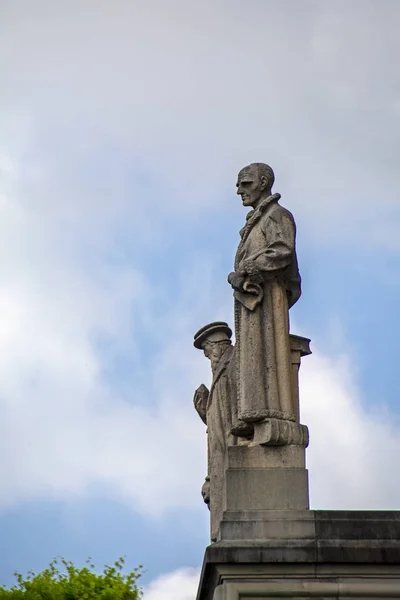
[193,384,209,424]
[245,210,295,274]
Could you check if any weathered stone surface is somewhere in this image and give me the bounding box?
[197,511,400,600]
[251,418,309,446]
[212,577,400,599]
[289,334,311,422]
[225,468,309,513]
[228,163,302,428]
[227,444,306,470]
[193,322,252,542]
[219,445,309,537]
[219,509,315,542]
[192,165,311,542]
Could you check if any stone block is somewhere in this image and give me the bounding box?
[227,444,306,469]
[225,468,309,512]
[197,510,400,600]
[219,509,315,542]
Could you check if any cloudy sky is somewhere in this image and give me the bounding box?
[1,0,400,597]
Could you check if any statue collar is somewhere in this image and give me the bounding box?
[240,193,281,239]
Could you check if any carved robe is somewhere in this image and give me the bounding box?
[195,344,238,541]
[234,193,301,424]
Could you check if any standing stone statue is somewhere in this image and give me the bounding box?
[193,163,311,543]
[228,162,301,430]
[193,322,252,541]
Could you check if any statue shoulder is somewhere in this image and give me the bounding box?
[270,202,295,221]
[262,202,296,230]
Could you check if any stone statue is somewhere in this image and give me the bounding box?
[228,162,301,431]
[193,322,252,541]
[193,164,311,543]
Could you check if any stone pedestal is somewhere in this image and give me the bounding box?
[202,333,311,543]
[218,334,311,539]
[216,441,309,542]
[197,511,400,599]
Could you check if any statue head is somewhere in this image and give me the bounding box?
[236,162,275,208]
[193,321,232,370]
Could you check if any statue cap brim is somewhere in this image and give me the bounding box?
[193,321,232,349]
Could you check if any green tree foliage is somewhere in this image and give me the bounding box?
[0,557,142,600]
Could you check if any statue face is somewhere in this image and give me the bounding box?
[236,167,268,207]
[202,341,213,360]
[202,340,230,363]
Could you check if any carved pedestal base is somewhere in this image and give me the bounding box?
[222,466,309,533]
[214,445,309,542]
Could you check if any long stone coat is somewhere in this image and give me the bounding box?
[233,193,301,424]
[194,344,239,541]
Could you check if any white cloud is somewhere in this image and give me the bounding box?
[144,567,200,600]
[301,344,400,509]
[1,1,400,243]
[0,145,221,515]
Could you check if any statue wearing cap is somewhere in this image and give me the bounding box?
[193,321,252,541]
[228,163,301,428]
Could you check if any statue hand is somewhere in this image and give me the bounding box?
[194,384,209,424]
[242,260,263,285]
[228,271,245,291]
[201,477,210,508]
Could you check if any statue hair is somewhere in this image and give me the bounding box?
[240,162,275,190]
